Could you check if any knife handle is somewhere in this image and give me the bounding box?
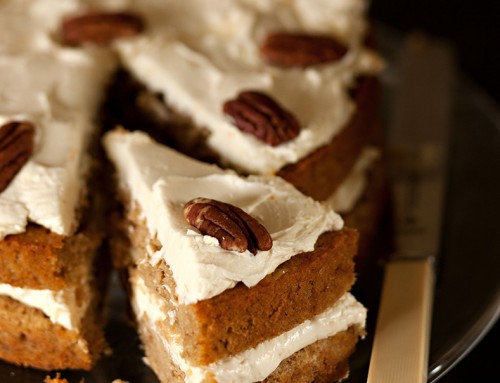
[367,257,435,383]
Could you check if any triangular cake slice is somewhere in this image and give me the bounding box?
[103,128,366,383]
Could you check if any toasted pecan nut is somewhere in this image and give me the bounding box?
[0,121,35,193]
[223,91,300,147]
[61,11,144,46]
[184,197,273,255]
[260,32,348,68]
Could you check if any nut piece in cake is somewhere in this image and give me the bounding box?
[223,91,301,147]
[260,32,348,68]
[0,121,34,193]
[184,197,273,255]
[61,11,144,46]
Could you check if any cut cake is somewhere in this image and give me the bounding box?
[0,0,387,380]
[104,128,367,383]
[98,1,387,381]
[102,0,387,262]
[0,0,119,370]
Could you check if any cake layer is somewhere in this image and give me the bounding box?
[0,260,108,372]
[262,328,360,383]
[131,278,365,383]
[118,211,357,365]
[140,321,360,383]
[182,229,357,365]
[0,282,89,331]
[0,296,105,371]
[0,224,100,290]
[0,221,110,370]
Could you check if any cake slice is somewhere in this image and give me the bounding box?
[0,0,120,370]
[103,128,366,383]
[109,0,383,194]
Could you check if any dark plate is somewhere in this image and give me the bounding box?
[347,24,500,383]
[1,25,499,383]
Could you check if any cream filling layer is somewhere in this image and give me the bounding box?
[131,274,366,383]
[329,146,380,213]
[104,129,343,304]
[0,283,90,331]
[116,0,382,174]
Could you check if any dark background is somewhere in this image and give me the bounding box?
[370,0,499,381]
[370,0,500,103]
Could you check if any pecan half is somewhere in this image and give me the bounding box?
[184,197,273,255]
[260,32,348,68]
[223,91,300,147]
[0,121,35,193]
[61,11,144,46]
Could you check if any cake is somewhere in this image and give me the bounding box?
[103,128,367,383]
[102,0,387,261]
[108,0,382,181]
[97,1,386,381]
[0,0,121,370]
[0,0,386,380]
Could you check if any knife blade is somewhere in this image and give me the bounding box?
[367,33,454,383]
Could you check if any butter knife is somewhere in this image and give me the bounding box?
[367,34,454,383]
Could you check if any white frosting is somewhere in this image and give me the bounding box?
[329,146,380,213]
[0,0,80,54]
[202,293,365,383]
[0,0,117,238]
[103,129,343,304]
[116,0,382,174]
[132,274,168,323]
[131,273,366,383]
[0,283,90,331]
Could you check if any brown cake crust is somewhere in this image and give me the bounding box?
[136,307,361,383]
[0,214,110,371]
[177,228,358,365]
[0,225,67,289]
[277,77,378,200]
[0,224,101,290]
[0,292,106,371]
[263,326,361,383]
